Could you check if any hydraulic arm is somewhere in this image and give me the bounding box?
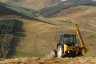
[75,24,88,54]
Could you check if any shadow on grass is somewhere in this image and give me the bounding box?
[8,20,25,58]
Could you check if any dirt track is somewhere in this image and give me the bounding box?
[0,57,96,64]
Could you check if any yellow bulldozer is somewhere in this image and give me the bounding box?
[52,24,88,58]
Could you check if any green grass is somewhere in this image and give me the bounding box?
[0,2,38,19]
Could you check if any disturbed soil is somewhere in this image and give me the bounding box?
[0,57,96,64]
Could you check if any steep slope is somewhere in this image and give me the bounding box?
[11,6,96,57]
[40,0,96,17]
[0,0,96,58]
[0,2,38,20]
[0,0,60,10]
[2,0,95,11]
[53,6,96,19]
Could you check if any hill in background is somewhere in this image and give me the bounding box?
[0,0,95,10]
[0,0,60,10]
[39,0,96,17]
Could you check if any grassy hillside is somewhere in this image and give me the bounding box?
[0,2,39,21]
[0,0,96,58]
[1,0,95,11]
[40,0,96,17]
[53,6,96,18]
[0,0,60,10]
[6,4,38,18]
[10,6,96,57]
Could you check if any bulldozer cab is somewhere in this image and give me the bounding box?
[59,34,78,46]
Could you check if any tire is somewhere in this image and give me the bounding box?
[57,45,63,58]
[77,51,82,56]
